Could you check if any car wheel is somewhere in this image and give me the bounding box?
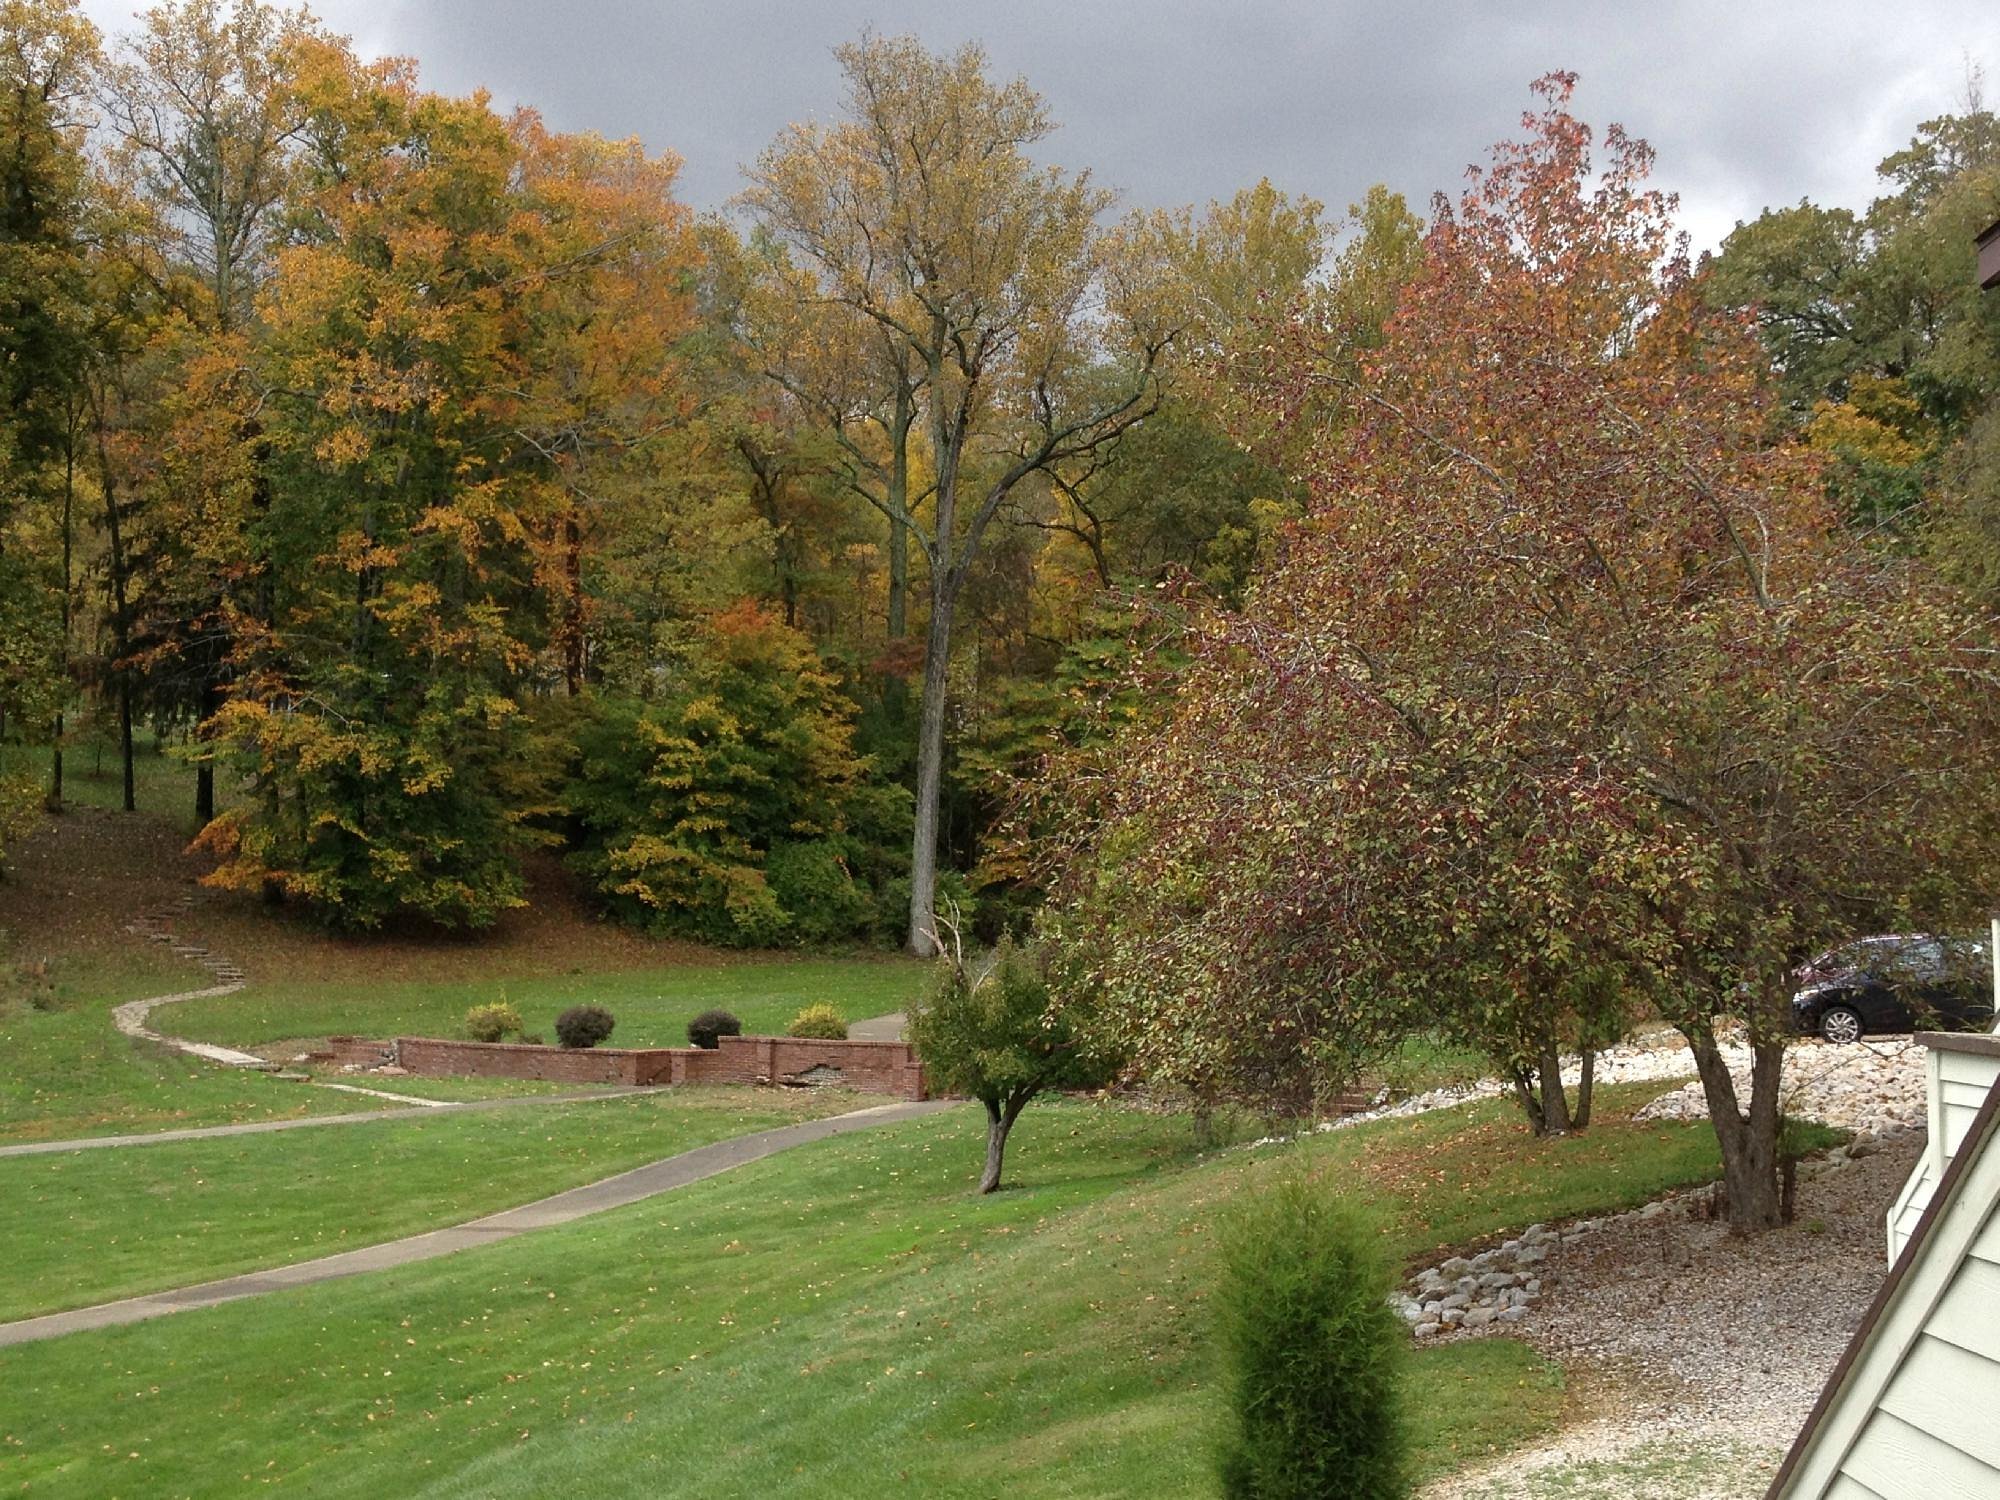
[1819,1005,1864,1044]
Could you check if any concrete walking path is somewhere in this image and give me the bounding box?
[848,1010,906,1041]
[0,1085,656,1159]
[0,1097,953,1350]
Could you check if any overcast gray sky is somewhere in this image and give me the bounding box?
[83,0,1996,249]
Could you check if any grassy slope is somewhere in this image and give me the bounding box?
[1,1089,1730,1498]
[0,1088,882,1323]
[170,954,925,1052]
[0,762,921,1142]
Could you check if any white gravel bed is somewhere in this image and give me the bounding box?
[1633,1036,1926,1137]
[1418,1119,1923,1498]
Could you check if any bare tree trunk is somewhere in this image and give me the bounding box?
[48,424,75,813]
[906,576,954,957]
[1685,1025,1785,1232]
[561,509,586,696]
[978,1092,1028,1194]
[1537,1039,1572,1134]
[194,679,219,824]
[886,384,914,641]
[94,406,136,814]
[1573,1046,1595,1130]
[1507,1063,1546,1134]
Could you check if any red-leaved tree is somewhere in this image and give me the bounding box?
[1057,76,2000,1229]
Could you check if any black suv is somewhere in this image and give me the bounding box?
[1789,934,1994,1043]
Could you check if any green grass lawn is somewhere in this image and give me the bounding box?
[0,1088,1730,1497]
[0,948,410,1144]
[306,1071,618,1103]
[0,1087,882,1323]
[169,953,928,1052]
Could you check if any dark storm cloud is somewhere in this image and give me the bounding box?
[85,0,1994,246]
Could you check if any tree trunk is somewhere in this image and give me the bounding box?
[905,575,954,957]
[1685,1025,1785,1232]
[48,427,74,813]
[561,509,586,696]
[1537,1040,1572,1135]
[95,406,136,814]
[1573,1046,1595,1130]
[978,1092,1029,1195]
[886,385,913,641]
[194,679,220,825]
[118,685,135,813]
[1507,1063,1546,1134]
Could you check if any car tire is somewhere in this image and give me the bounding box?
[1819,1005,1864,1044]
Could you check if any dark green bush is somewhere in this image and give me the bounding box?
[784,1002,848,1040]
[554,1004,616,1050]
[687,1008,741,1050]
[765,840,875,945]
[1214,1177,1406,1499]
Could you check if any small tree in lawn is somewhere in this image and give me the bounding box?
[910,922,1117,1194]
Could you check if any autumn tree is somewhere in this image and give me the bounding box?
[1707,98,2000,527]
[1062,77,2000,1223]
[742,35,1174,956]
[0,0,97,841]
[197,50,548,927]
[94,0,322,822]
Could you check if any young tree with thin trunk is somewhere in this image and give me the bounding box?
[742,35,1174,956]
[908,925,1118,1194]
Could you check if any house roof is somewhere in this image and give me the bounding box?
[1764,1051,2000,1496]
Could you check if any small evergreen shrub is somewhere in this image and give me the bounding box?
[554,1004,616,1049]
[785,1003,848,1040]
[1213,1177,1407,1499]
[464,1002,524,1043]
[687,1008,741,1050]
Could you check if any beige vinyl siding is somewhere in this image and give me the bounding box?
[1939,1050,2000,1157]
[1782,1080,2000,1497]
[1886,1154,1934,1263]
[1888,1047,2000,1262]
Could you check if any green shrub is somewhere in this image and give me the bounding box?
[1214,1177,1406,1499]
[464,1002,523,1043]
[785,1002,848,1040]
[687,1008,741,1050]
[554,1004,616,1049]
[766,839,874,945]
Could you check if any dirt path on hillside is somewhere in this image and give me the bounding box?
[1422,1134,1920,1499]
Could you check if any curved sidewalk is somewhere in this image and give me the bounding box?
[0,1097,954,1350]
[0,1086,653,1159]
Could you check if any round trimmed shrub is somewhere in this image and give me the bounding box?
[687,1008,741,1050]
[464,1002,523,1043]
[554,1004,616,1050]
[785,1003,848,1040]
[1214,1176,1406,1499]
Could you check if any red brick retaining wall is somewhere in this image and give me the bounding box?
[380,1033,928,1100]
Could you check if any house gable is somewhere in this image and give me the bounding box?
[1769,1075,2000,1497]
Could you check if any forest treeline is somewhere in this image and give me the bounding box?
[1,2,1997,970]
